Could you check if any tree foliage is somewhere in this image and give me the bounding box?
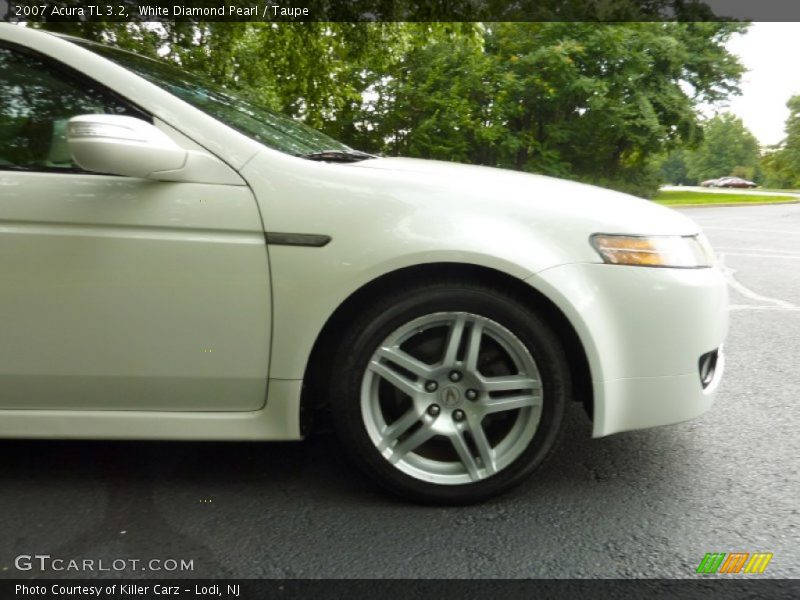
[657,149,692,185]
[761,95,800,189]
[33,21,747,197]
[684,113,760,182]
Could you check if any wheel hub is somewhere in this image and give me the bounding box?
[439,385,462,408]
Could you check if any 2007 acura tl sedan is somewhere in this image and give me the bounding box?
[0,24,727,503]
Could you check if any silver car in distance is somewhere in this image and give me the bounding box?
[0,24,727,503]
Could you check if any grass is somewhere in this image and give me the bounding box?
[653,190,798,206]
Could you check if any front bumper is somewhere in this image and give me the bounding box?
[527,262,728,437]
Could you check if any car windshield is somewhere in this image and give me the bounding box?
[72,39,361,159]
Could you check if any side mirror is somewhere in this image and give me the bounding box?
[67,115,242,185]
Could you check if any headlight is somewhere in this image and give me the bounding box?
[590,234,714,268]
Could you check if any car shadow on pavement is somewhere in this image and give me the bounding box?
[0,403,694,505]
[0,403,703,578]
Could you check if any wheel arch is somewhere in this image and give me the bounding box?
[300,262,593,435]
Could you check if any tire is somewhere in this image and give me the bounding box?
[329,279,570,504]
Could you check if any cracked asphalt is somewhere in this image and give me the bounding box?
[1,203,798,579]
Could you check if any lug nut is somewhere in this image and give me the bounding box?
[453,409,466,422]
[427,404,441,417]
[465,389,478,401]
[448,370,462,382]
[425,380,438,392]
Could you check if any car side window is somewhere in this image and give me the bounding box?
[0,44,147,173]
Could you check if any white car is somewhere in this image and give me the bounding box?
[0,24,727,503]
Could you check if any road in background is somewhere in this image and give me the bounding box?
[0,204,798,579]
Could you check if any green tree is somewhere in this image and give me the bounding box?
[357,24,499,161]
[685,113,760,183]
[33,22,410,128]
[368,23,746,196]
[761,95,800,188]
[658,149,692,185]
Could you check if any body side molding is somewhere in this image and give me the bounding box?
[266,232,331,247]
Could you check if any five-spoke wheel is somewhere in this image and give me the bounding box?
[361,312,544,485]
[330,280,569,503]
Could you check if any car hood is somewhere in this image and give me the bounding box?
[347,157,700,236]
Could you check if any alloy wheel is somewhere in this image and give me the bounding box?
[360,311,544,485]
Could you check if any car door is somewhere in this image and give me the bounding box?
[0,43,271,412]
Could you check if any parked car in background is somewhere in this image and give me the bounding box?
[717,177,757,188]
[0,24,729,503]
[701,177,757,188]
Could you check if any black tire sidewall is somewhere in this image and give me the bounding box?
[330,283,570,504]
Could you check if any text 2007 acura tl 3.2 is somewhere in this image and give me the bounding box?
[0,24,727,503]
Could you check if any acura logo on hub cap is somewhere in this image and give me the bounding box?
[441,386,461,407]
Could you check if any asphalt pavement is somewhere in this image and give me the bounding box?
[1,203,798,579]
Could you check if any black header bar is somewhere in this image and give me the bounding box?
[4,0,800,22]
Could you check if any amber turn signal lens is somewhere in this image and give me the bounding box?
[590,234,714,268]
